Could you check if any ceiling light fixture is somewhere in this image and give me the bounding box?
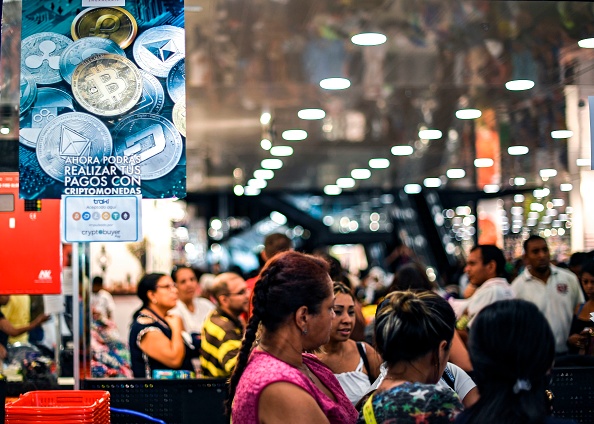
[391,145,414,156]
[261,158,283,169]
[418,129,442,140]
[551,130,573,139]
[508,145,529,155]
[282,129,307,141]
[369,158,390,169]
[505,79,535,91]
[324,185,342,195]
[270,146,294,156]
[577,158,590,167]
[474,158,494,167]
[247,179,267,189]
[560,183,573,192]
[455,109,482,120]
[319,77,351,90]
[404,184,422,194]
[260,112,272,125]
[423,177,441,188]
[446,168,465,179]
[484,185,500,193]
[578,38,594,48]
[244,186,261,196]
[254,169,274,180]
[298,108,326,120]
[351,168,371,179]
[233,185,244,196]
[260,138,272,150]
[351,32,387,46]
[336,177,356,188]
[539,168,557,178]
[514,177,526,186]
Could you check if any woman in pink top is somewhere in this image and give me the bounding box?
[228,251,358,424]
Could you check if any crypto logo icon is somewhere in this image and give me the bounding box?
[82,212,91,220]
[92,212,101,220]
[121,211,130,220]
[60,126,90,157]
[102,212,111,220]
[112,212,120,220]
[72,212,81,221]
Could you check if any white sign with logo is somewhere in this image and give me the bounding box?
[62,195,142,242]
[82,0,125,6]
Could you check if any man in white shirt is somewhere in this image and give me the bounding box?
[511,235,584,354]
[91,276,116,322]
[450,245,514,330]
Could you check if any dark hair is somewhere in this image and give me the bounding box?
[387,262,435,293]
[171,265,194,283]
[464,299,555,424]
[226,251,331,414]
[580,260,594,278]
[92,276,103,286]
[133,273,167,319]
[375,291,455,366]
[523,235,546,254]
[471,245,507,278]
[333,282,354,299]
[264,233,293,259]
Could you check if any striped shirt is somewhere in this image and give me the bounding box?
[200,308,244,377]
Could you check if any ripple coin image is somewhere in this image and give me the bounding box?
[112,113,183,180]
[71,54,143,117]
[22,32,73,85]
[133,26,185,78]
[60,37,125,84]
[71,7,138,49]
[36,112,113,182]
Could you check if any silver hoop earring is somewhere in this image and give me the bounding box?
[302,328,308,335]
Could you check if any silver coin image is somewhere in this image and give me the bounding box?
[36,112,113,182]
[20,69,38,115]
[22,32,73,85]
[132,26,185,78]
[59,37,125,84]
[19,88,75,148]
[72,53,143,117]
[112,113,183,180]
[172,101,186,138]
[166,58,185,103]
[125,69,165,115]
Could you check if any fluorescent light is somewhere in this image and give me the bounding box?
[351,168,371,179]
[261,158,283,169]
[446,168,465,179]
[244,186,261,196]
[282,129,307,141]
[418,129,442,140]
[298,108,325,120]
[0,127,9,135]
[254,169,274,180]
[247,179,267,189]
[324,185,342,195]
[505,79,535,91]
[260,138,272,150]
[270,146,294,156]
[539,169,557,178]
[508,146,529,155]
[474,158,494,167]
[514,177,526,186]
[233,185,244,196]
[551,130,573,139]
[270,211,287,225]
[336,177,355,188]
[260,112,271,125]
[577,158,590,167]
[514,194,525,202]
[404,184,422,194]
[351,32,387,46]
[484,184,500,193]
[578,38,594,48]
[560,183,573,192]
[423,177,441,188]
[391,145,413,156]
[455,109,482,120]
[319,77,351,90]
[369,158,390,169]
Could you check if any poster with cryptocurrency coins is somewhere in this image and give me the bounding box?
[19,1,186,199]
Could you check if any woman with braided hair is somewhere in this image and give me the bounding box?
[228,251,358,424]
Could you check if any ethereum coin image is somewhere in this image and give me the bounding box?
[71,7,138,49]
[72,54,143,117]
[60,37,125,84]
[112,113,183,180]
[22,32,73,85]
[132,26,185,78]
[20,88,75,148]
[124,69,165,116]
[172,101,186,138]
[166,58,185,103]
[20,69,38,115]
[36,112,112,182]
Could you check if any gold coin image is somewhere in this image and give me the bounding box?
[71,7,138,49]
[172,101,186,137]
[71,53,143,117]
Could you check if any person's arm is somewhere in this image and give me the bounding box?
[258,382,331,424]
[217,323,243,375]
[448,328,473,372]
[138,315,186,368]
[0,314,48,337]
[462,387,479,408]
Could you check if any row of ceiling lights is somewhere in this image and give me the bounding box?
[235,31,592,197]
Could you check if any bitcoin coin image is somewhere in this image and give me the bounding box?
[60,37,125,84]
[133,26,185,78]
[112,113,183,180]
[125,69,165,115]
[71,7,138,49]
[20,69,38,115]
[36,112,112,182]
[166,58,185,103]
[20,88,75,148]
[72,54,143,117]
[22,32,73,85]
[172,101,186,137]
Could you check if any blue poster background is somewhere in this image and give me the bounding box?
[19,0,186,199]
